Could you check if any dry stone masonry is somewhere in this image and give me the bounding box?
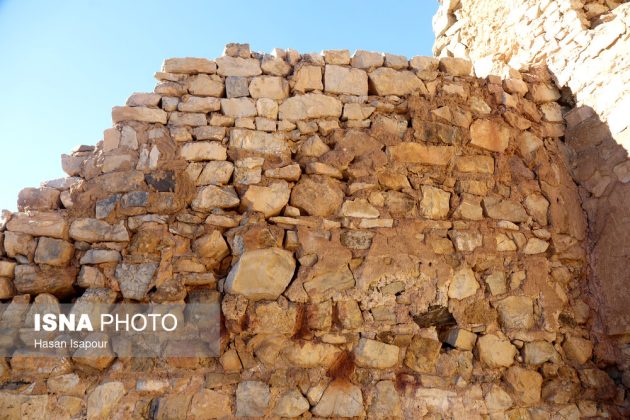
[0,41,626,418]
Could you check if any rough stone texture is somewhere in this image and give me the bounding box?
[353,338,399,369]
[290,175,344,216]
[0,43,617,418]
[235,381,270,417]
[225,248,295,300]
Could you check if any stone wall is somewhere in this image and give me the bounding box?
[0,44,624,418]
[434,0,630,408]
[433,0,629,147]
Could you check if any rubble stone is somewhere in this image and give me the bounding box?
[225,248,295,300]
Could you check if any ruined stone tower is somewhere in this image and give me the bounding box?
[0,2,628,417]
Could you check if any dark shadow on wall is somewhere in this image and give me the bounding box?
[562,103,630,390]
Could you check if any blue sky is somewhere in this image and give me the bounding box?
[0,0,438,211]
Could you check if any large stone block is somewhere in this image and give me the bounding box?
[6,212,68,239]
[216,56,262,77]
[34,237,74,266]
[278,93,342,120]
[290,175,344,217]
[111,106,167,124]
[225,248,296,300]
[249,76,289,99]
[115,262,159,300]
[368,68,426,96]
[69,219,129,242]
[162,57,216,74]
[470,119,511,153]
[324,65,368,96]
[354,338,399,369]
[14,265,76,297]
[387,143,454,165]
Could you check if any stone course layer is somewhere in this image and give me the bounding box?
[0,42,625,418]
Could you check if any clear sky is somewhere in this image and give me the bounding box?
[0,0,438,211]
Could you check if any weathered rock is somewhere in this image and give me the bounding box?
[115,262,159,300]
[351,50,384,69]
[249,76,289,99]
[312,380,365,418]
[73,332,116,370]
[439,57,472,76]
[0,284,14,309]
[290,176,344,217]
[162,57,216,74]
[324,65,368,96]
[216,56,262,77]
[562,335,593,364]
[483,197,528,223]
[448,265,478,299]
[284,341,340,367]
[279,93,342,120]
[404,336,442,373]
[504,366,542,406]
[87,381,125,420]
[7,212,67,239]
[220,98,256,118]
[303,265,355,302]
[180,142,227,161]
[485,271,507,295]
[229,128,290,163]
[112,106,167,124]
[225,76,249,98]
[470,119,511,153]
[0,260,15,279]
[354,338,399,369]
[261,54,291,76]
[273,389,309,418]
[368,68,425,96]
[454,155,494,173]
[524,194,549,225]
[522,341,559,365]
[485,385,513,414]
[420,186,450,219]
[496,296,534,329]
[191,186,240,211]
[523,238,549,254]
[529,83,560,103]
[34,237,74,266]
[193,231,229,261]
[17,187,60,211]
[80,249,121,264]
[387,143,454,165]
[14,265,76,297]
[442,327,477,350]
[292,65,323,92]
[449,229,482,252]
[196,161,234,185]
[477,334,516,368]
[77,266,106,288]
[70,219,129,242]
[241,181,290,217]
[341,199,379,218]
[453,194,483,220]
[188,389,232,419]
[235,381,270,417]
[187,74,224,97]
[369,380,402,418]
[225,248,295,300]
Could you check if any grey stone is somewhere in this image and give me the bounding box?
[235,381,270,417]
[96,195,120,219]
[225,76,250,98]
[121,191,149,208]
[115,262,159,300]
